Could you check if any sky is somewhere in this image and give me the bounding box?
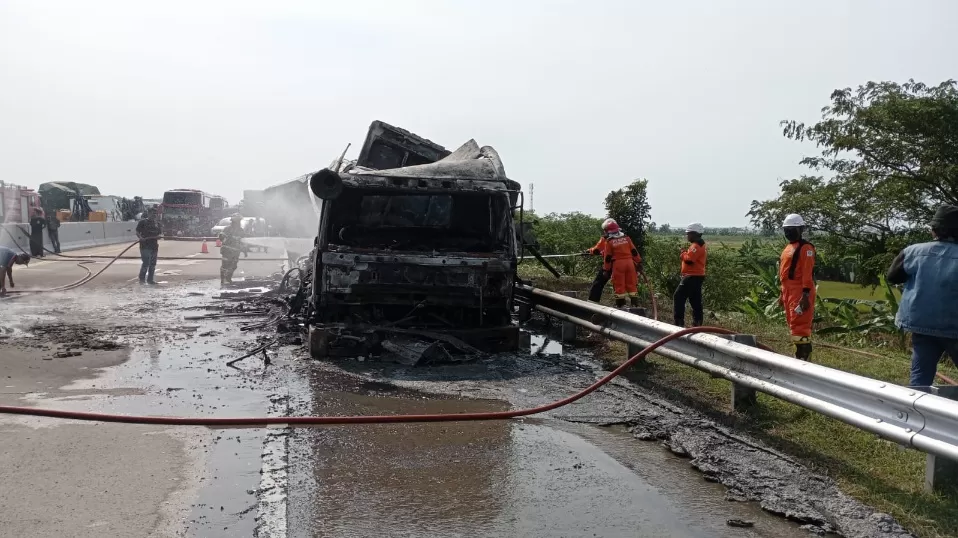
[1,0,955,227]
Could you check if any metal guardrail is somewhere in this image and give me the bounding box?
[514,285,958,463]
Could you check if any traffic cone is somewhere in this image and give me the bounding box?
[215,238,222,248]
[201,241,209,254]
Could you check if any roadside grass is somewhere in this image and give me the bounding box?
[518,266,958,537]
[610,328,958,538]
[819,280,902,301]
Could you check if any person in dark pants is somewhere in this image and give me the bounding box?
[0,247,30,295]
[887,204,958,387]
[29,209,46,257]
[47,214,61,254]
[582,218,617,302]
[219,214,249,285]
[673,223,707,327]
[136,209,161,285]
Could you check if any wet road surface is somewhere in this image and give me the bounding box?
[1,240,830,537]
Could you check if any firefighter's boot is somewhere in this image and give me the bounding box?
[795,343,813,361]
[615,297,627,309]
[629,296,640,308]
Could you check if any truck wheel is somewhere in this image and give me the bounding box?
[308,327,330,359]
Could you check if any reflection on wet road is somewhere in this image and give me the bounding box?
[284,370,807,538]
[2,268,810,538]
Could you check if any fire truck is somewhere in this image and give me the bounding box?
[159,189,229,236]
[0,181,43,223]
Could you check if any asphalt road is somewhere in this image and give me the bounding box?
[7,239,288,291]
[0,240,813,537]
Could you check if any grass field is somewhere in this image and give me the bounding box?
[649,233,751,249]
[818,279,901,300]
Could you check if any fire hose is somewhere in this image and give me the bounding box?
[0,326,728,426]
[5,225,289,262]
[521,253,956,386]
[520,252,660,320]
[4,239,144,295]
[1,237,290,297]
[5,234,949,392]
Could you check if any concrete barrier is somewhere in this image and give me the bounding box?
[0,221,139,254]
[103,222,138,244]
[57,222,104,250]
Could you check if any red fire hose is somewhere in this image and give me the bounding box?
[0,326,731,426]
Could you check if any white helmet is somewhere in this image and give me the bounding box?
[685,222,705,234]
[782,214,805,227]
[601,218,617,231]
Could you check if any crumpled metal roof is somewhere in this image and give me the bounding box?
[354,140,509,183]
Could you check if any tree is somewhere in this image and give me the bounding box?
[529,211,603,275]
[749,79,958,284]
[605,179,652,256]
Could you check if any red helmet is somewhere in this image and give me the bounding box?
[605,221,620,234]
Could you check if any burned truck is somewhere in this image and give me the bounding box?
[306,121,522,360]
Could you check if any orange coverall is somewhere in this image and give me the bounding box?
[586,236,607,256]
[779,240,816,342]
[680,241,707,276]
[602,235,642,299]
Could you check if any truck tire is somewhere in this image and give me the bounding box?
[308,326,330,359]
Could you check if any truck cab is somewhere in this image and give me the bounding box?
[308,122,521,357]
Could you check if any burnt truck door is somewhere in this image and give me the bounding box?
[311,195,335,312]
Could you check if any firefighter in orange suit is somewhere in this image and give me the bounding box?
[674,222,707,327]
[582,218,618,302]
[779,213,816,360]
[601,221,643,309]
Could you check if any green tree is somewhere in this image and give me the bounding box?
[605,179,652,256]
[529,211,603,275]
[749,79,958,284]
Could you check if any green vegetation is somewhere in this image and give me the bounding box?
[610,335,958,538]
[818,280,900,301]
[650,233,750,249]
[522,265,958,538]
[748,79,958,285]
[605,179,652,256]
[520,77,958,538]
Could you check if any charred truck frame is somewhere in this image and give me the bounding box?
[306,122,522,359]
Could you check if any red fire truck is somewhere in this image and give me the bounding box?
[159,189,229,236]
[0,182,43,223]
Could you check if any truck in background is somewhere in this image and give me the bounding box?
[159,189,229,237]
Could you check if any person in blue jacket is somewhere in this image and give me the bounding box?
[887,205,958,386]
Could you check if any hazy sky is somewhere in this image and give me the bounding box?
[1,1,954,226]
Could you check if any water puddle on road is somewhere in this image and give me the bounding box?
[25,316,307,538]
[284,370,807,538]
[286,381,514,538]
[528,334,563,356]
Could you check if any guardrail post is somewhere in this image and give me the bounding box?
[730,335,759,411]
[626,308,647,360]
[518,330,531,349]
[560,291,577,343]
[517,302,532,323]
[922,385,958,493]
